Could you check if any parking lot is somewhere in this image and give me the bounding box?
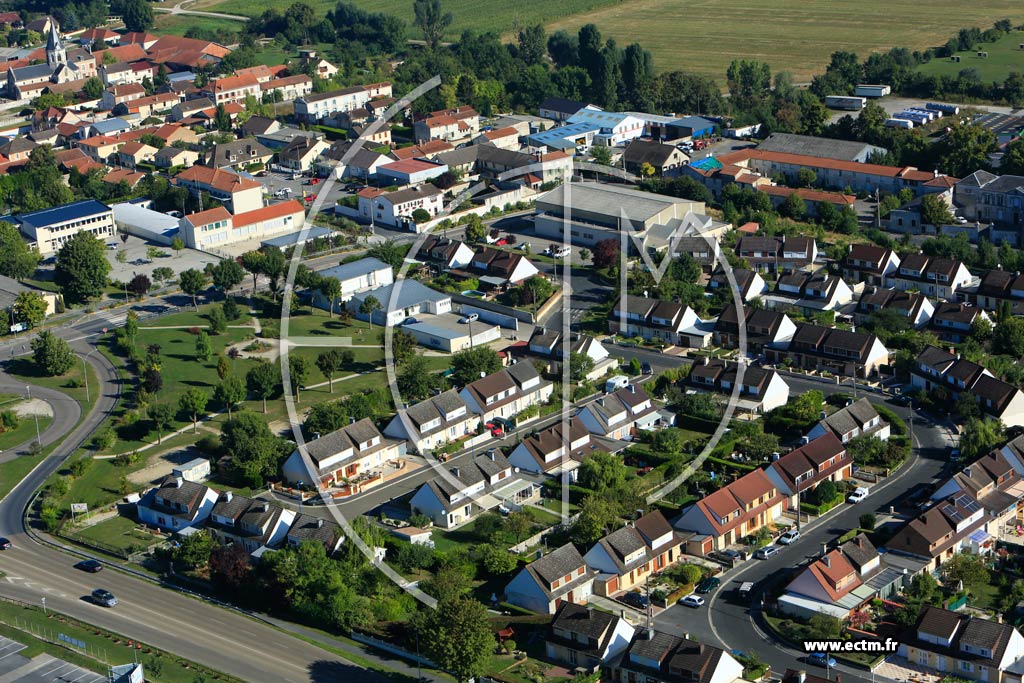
[0,635,105,683]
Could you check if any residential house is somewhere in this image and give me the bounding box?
[609,294,713,349]
[930,302,991,343]
[293,82,392,124]
[885,494,990,572]
[525,329,614,381]
[766,271,854,314]
[278,135,330,173]
[473,126,521,150]
[965,269,1024,315]
[507,418,596,480]
[765,323,890,378]
[465,247,540,286]
[893,254,974,301]
[854,288,934,329]
[670,235,720,270]
[260,74,312,102]
[413,105,480,143]
[762,186,856,217]
[460,363,554,424]
[911,346,1024,427]
[206,492,295,554]
[931,450,1023,531]
[346,280,452,327]
[674,468,784,552]
[355,185,444,230]
[101,83,146,110]
[285,513,345,554]
[115,141,157,170]
[409,451,514,528]
[420,235,476,270]
[279,418,403,489]
[504,542,595,614]
[777,537,886,621]
[538,97,589,122]
[172,165,264,213]
[204,139,274,171]
[10,199,115,257]
[154,146,200,169]
[103,168,145,190]
[575,385,668,440]
[766,433,850,508]
[686,358,791,414]
[585,511,685,596]
[607,630,743,683]
[708,267,768,303]
[0,138,36,163]
[736,235,817,274]
[316,141,390,180]
[545,603,635,673]
[622,139,688,176]
[136,475,219,532]
[384,389,480,455]
[713,304,797,354]
[955,170,1024,232]
[807,398,890,444]
[897,606,1024,683]
[841,244,901,287]
[180,200,305,250]
[171,97,215,122]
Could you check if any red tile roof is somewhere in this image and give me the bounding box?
[185,207,232,226]
[174,165,261,193]
[233,200,304,228]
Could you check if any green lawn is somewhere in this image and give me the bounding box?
[0,453,44,502]
[546,0,1024,80]
[5,358,99,409]
[918,30,1024,82]
[153,12,246,38]
[0,601,243,683]
[66,515,164,556]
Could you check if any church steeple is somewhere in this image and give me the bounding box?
[45,23,65,68]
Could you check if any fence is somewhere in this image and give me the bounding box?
[509,529,548,555]
[350,631,436,667]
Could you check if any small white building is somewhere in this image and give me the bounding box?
[314,257,395,304]
[383,389,479,455]
[11,199,115,257]
[136,475,219,532]
[356,186,444,230]
[505,542,595,614]
[460,363,554,424]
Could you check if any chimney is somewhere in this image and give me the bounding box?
[452,467,460,478]
[258,501,269,512]
[222,491,233,502]
[822,554,831,568]
[646,628,655,640]
[628,384,636,393]
[174,476,183,488]
[587,606,594,619]
[703,356,709,366]
[350,417,356,425]
[317,518,324,528]
[798,672,807,683]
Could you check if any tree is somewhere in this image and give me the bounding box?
[859,513,876,531]
[571,494,619,545]
[0,222,39,280]
[31,331,74,376]
[122,0,154,32]
[504,510,533,542]
[173,529,214,569]
[128,273,151,299]
[179,268,206,310]
[592,238,619,270]
[152,266,174,284]
[398,354,435,401]
[577,451,627,491]
[384,328,417,366]
[478,544,518,575]
[937,124,997,178]
[512,275,555,308]
[213,103,232,132]
[195,330,213,362]
[246,362,281,413]
[171,236,185,253]
[944,553,989,586]
[413,0,452,49]
[319,277,342,318]
[808,613,843,640]
[288,355,309,401]
[412,597,495,683]
[590,145,612,166]
[796,168,817,188]
[359,295,381,330]
[221,411,289,487]
[569,352,594,382]
[210,544,251,594]
[211,259,245,294]
[179,388,208,433]
[463,214,487,243]
[13,291,47,329]
[450,346,501,387]
[316,350,344,393]
[208,307,227,335]
[994,317,1024,357]
[214,376,245,418]
[959,417,1004,460]
[54,232,111,304]
[148,401,174,443]
[920,193,955,227]
[779,192,806,220]
[217,355,231,381]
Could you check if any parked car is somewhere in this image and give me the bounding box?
[0,537,10,550]
[401,317,418,326]
[679,594,705,608]
[778,529,800,545]
[485,421,504,437]
[807,654,836,668]
[695,577,720,594]
[622,592,649,610]
[75,559,103,573]
[754,545,781,560]
[91,589,117,607]
[458,313,479,324]
[642,362,653,375]
[737,582,754,599]
[949,447,961,462]
[847,487,869,504]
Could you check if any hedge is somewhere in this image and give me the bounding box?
[313,125,348,140]
[800,492,844,516]
[874,403,908,437]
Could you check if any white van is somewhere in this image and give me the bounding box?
[552,246,571,258]
[605,375,629,393]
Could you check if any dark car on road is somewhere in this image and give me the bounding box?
[695,577,721,594]
[75,559,103,573]
[621,592,649,610]
[0,537,10,550]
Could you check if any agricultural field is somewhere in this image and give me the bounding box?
[917,29,1024,82]
[544,0,1024,81]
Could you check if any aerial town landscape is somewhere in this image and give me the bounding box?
[7,1,1024,683]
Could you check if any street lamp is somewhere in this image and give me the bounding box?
[79,347,100,404]
[25,385,39,447]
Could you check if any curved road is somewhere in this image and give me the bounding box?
[0,319,379,683]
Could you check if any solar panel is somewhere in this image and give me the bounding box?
[941,504,963,523]
[953,494,981,514]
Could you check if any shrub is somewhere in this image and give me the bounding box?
[0,410,17,429]
[196,434,222,455]
[69,457,93,478]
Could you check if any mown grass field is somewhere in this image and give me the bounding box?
[543,0,1024,81]
[917,29,1024,81]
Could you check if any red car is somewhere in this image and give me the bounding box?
[304,195,314,202]
[485,422,504,437]
[310,178,320,185]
